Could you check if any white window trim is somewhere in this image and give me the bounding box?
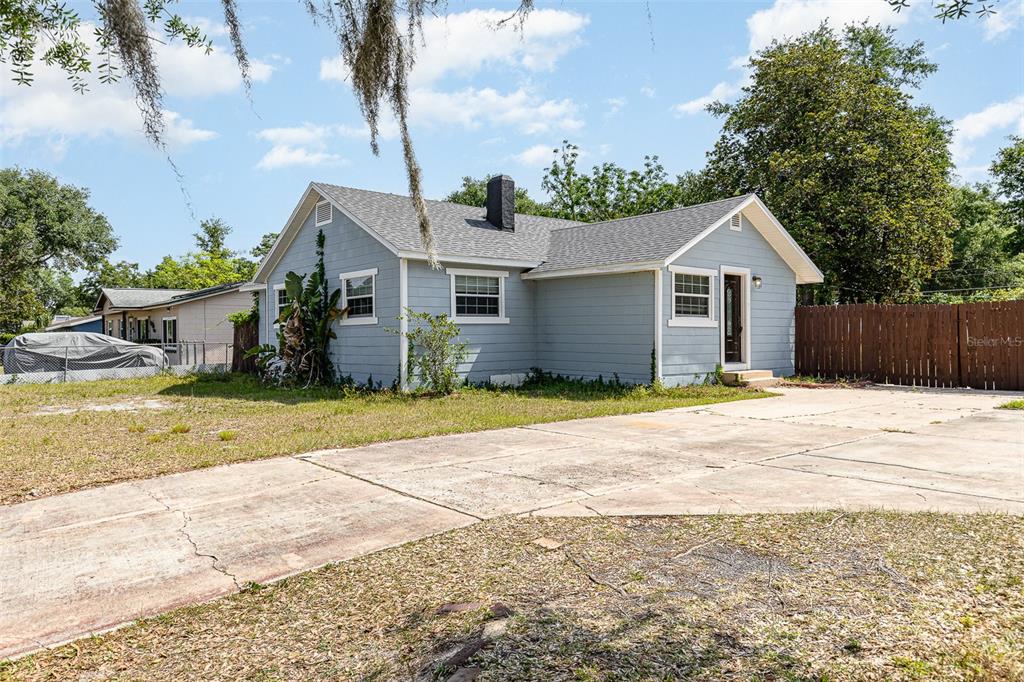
[314,200,333,227]
[162,316,178,350]
[272,283,289,329]
[667,265,717,328]
[446,267,510,324]
[719,265,752,371]
[338,267,378,326]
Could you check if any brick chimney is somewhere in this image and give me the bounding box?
[486,174,515,232]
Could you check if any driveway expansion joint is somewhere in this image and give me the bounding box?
[294,455,486,521]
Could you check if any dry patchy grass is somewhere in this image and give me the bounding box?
[0,373,764,504]
[4,512,1021,681]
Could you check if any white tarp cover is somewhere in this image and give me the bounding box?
[3,332,167,374]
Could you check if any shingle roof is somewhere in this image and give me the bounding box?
[314,183,582,262]
[99,288,190,309]
[530,194,754,274]
[97,282,244,311]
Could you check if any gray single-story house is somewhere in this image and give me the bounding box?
[45,314,103,333]
[249,176,823,389]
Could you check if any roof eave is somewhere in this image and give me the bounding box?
[521,260,664,280]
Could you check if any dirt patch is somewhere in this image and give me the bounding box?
[30,399,171,416]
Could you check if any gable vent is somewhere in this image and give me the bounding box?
[315,200,332,226]
[730,213,741,231]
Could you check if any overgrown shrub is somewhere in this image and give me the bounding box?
[393,309,467,394]
[247,230,342,387]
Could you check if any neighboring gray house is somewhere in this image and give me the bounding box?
[249,176,823,389]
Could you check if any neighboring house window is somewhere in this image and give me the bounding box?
[339,268,377,324]
[106,319,114,336]
[315,200,332,226]
[163,318,177,345]
[274,285,290,325]
[136,318,149,342]
[446,268,510,324]
[668,266,716,327]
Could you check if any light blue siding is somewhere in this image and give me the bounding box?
[662,212,796,385]
[259,202,401,386]
[535,272,654,384]
[406,262,535,383]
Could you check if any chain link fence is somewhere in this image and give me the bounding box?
[0,342,234,385]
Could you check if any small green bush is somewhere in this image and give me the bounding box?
[393,309,467,395]
[218,430,237,441]
[170,423,191,434]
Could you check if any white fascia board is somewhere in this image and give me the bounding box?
[520,260,664,280]
[252,183,319,283]
[238,282,264,292]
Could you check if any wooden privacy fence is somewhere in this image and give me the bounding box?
[231,319,259,374]
[796,301,1024,390]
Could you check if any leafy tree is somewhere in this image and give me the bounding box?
[0,168,116,332]
[541,141,713,222]
[702,24,955,303]
[991,136,1024,253]
[924,185,1023,297]
[251,232,279,260]
[145,217,255,289]
[444,176,551,217]
[75,259,146,307]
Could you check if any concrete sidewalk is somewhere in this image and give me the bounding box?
[2,386,1021,659]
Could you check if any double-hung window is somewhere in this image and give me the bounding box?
[668,266,716,327]
[339,268,377,325]
[162,318,178,346]
[447,268,509,324]
[273,285,290,325]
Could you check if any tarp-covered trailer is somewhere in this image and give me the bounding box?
[2,332,167,374]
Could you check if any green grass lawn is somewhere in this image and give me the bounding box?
[998,399,1024,410]
[5,512,1021,681]
[0,372,767,504]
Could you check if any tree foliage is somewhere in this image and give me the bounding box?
[991,135,1024,253]
[702,24,955,303]
[145,218,255,289]
[0,168,116,332]
[444,176,551,217]
[542,141,714,223]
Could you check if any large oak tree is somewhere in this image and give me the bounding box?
[702,24,955,303]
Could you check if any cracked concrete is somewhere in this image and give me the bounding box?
[2,385,1022,659]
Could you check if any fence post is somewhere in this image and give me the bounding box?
[63,346,69,383]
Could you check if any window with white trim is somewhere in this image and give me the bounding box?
[339,268,377,323]
[162,318,177,344]
[675,273,711,317]
[668,266,716,327]
[447,268,509,323]
[315,200,332,226]
[274,286,290,324]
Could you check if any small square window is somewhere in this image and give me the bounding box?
[671,270,713,323]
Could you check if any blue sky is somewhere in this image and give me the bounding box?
[1,0,1022,271]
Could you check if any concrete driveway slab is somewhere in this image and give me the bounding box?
[0,457,472,659]
[3,385,1021,660]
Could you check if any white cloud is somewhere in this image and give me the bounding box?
[410,87,583,134]
[255,145,345,171]
[982,0,1024,40]
[674,81,740,116]
[513,143,556,167]
[950,95,1024,164]
[640,85,656,98]
[157,41,273,98]
[604,97,627,117]
[320,9,588,136]
[254,123,354,170]
[745,0,908,55]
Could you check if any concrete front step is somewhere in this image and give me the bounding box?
[722,370,779,387]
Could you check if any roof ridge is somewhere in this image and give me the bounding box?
[548,193,753,232]
[314,181,582,224]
